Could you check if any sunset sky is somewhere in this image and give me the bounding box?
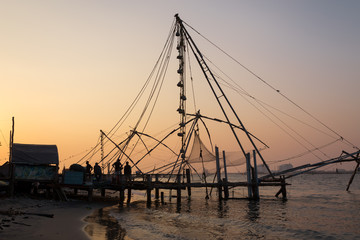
[1,1,359,172]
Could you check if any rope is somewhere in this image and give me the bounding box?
[183,20,359,151]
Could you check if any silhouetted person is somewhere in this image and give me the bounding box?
[85,161,93,181]
[94,162,102,181]
[112,159,123,184]
[124,161,132,181]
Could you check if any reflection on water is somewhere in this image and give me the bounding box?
[247,200,260,222]
[85,174,360,240]
[84,207,126,240]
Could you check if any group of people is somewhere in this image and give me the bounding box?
[112,159,132,183]
[85,159,132,183]
[85,161,102,181]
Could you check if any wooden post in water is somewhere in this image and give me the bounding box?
[245,153,253,199]
[252,150,259,200]
[177,174,182,204]
[119,188,125,203]
[222,151,229,200]
[215,146,222,200]
[88,188,93,201]
[186,169,191,199]
[161,192,164,204]
[127,188,132,203]
[155,175,159,201]
[146,175,152,205]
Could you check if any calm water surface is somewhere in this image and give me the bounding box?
[87,174,360,239]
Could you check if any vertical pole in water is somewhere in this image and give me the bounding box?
[246,153,253,199]
[127,188,132,203]
[146,175,152,206]
[222,151,229,200]
[252,150,259,200]
[177,174,182,204]
[155,175,159,201]
[119,187,125,204]
[161,192,164,204]
[215,146,222,200]
[186,169,191,199]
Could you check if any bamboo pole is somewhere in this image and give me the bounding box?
[146,175,152,206]
[252,150,259,200]
[186,169,191,199]
[245,153,253,199]
[215,146,222,200]
[155,175,159,200]
[177,174,182,204]
[222,151,229,199]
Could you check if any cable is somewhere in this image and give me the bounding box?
[183,20,359,151]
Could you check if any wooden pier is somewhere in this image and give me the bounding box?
[59,172,288,205]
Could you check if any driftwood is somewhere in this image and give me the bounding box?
[0,209,54,218]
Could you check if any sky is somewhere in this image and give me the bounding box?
[1,1,359,172]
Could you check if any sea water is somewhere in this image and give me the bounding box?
[87,173,360,239]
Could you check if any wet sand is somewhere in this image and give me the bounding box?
[0,195,119,240]
[84,205,129,240]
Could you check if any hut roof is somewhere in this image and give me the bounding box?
[12,143,59,165]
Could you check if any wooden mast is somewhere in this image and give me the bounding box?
[175,14,187,172]
[175,14,274,178]
[9,117,15,196]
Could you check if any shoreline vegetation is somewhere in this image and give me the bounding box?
[0,193,123,240]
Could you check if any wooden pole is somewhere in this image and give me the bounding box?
[177,174,182,204]
[222,151,229,199]
[146,175,152,205]
[9,117,15,197]
[119,188,125,203]
[252,150,259,200]
[155,175,159,200]
[127,188,132,203]
[88,188,93,201]
[101,188,105,197]
[245,153,253,199]
[346,161,360,191]
[186,168,191,199]
[222,151,228,181]
[161,192,164,204]
[215,146,222,200]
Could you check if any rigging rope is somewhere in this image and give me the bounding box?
[267,138,342,164]
[182,20,359,151]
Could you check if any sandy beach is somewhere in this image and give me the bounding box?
[0,195,119,240]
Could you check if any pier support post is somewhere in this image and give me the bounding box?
[161,192,164,204]
[215,146,222,200]
[127,188,132,203]
[101,188,106,197]
[246,153,253,199]
[146,175,152,206]
[88,188,93,201]
[177,174,182,204]
[155,175,159,201]
[222,151,229,200]
[119,188,125,203]
[186,169,191,199]
[252,150,259,200]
